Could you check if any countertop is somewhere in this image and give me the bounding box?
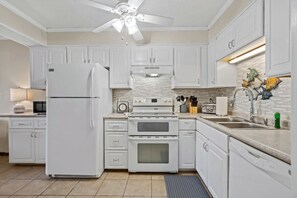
[0,112,46,117]
[103,112,291,164]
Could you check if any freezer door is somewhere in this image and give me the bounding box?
[46,98,102,176]
[47,63,101,97]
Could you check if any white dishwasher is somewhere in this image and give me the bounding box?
[229,138,291,198]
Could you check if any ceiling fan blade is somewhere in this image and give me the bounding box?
[75,0,114,13]
[137,13,174,26]
[93,19,119,33]
[132,29,144,41]
[128,0,144,10]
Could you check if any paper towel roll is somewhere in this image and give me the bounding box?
[216,97,228,116]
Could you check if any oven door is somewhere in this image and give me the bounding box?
[128,136,178,173]
[128,117,178,136]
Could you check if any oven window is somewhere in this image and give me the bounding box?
[137,144,169,163]
[137,122,169,132]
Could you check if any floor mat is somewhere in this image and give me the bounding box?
[164,175,211,198]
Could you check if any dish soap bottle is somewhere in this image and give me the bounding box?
[274,112,281,129]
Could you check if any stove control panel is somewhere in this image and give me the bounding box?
[133,97,173,106]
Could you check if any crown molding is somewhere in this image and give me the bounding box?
[47,26,208,33]
[0,0,47,32]
[208,0,234,29]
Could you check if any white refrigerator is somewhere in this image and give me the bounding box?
[46,63,112,177]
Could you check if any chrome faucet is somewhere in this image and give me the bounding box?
[231,87,255,122]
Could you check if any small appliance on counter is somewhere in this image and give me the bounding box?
[202,103,216,114]
[33,101,46,115]
[216,97,228,116]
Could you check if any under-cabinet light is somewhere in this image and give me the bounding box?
[229,45,266,64]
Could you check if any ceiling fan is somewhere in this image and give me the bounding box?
[76,0,174,41]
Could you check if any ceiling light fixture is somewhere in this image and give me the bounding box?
[112,19,124,32]
[229,45,266,64]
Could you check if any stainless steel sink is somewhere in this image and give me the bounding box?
[218,122,269,129]
[203,117,246,123]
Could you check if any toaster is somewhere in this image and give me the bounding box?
[202,104,216,114]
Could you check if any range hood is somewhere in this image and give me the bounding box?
[131,66,173,76]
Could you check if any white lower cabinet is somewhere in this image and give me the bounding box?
[196,120,228,198]
[179,131,195,169]
[104,119,128,169]
[9,117,46,164]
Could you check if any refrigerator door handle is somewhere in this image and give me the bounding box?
[90,67,95,128]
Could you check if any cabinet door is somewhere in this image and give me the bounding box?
[131,47,152,65]
[207,141,228,198]
[30,47,47,89]
[234,0,264,50]
[196,132,208,184]
[110,48,131,89]
[9,129,35,163]
[208,40,216,87]
[173,46,201,88]
[265,0,291,77]
[179,131,195,169]
[88,46,109,67]
[48,47,67,64]
[216,25,235,60]
[35,129,46,164]
[152,47,174,66]
[67,46,88,63]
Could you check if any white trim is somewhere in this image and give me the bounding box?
[0,22,47,46]
[0,35,7,40]
[46,26,208,33]
[0,0,47,31]
[208,0,234,29]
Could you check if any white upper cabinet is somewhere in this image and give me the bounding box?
[47,46,67,64]
[216,0,264,60]
[172,46,207,88]
[208,40,217,87]
[131,46,173,66]
[30,46,47,89]
[110,48,132,89]
[265,0,291,77]
[88,46,110,67]
[67,46,88,63]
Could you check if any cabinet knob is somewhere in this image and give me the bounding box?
[228,42,232,49]
[231,40,236,48]
[31,133,34,138]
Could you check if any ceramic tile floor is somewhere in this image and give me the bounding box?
[0,155,199,198]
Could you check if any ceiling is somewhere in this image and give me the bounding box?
[4,0,230,32]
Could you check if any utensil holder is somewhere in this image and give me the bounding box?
[180,104,188,113]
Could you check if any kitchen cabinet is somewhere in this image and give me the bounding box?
[67,46,88,63]
[179,120,196,169]
[30,46,47,89]
[104,119,128,169]
[88,46,109,67]
[207,40,217,87]
[172,46,207,88]
[109,48,132,89]
[216,0,264,60]
[196,120,228,198]
[265,0,291,77]
[131,46,173,66]
[47,46,67,64]
[8,117,46,164]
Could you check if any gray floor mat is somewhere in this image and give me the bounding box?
[164,175,211,198]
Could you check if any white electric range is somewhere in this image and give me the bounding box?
[128,97,178,173]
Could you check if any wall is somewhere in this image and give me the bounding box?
[47,31,208,45]
[208,0,254,40]
[112,75,234,113]
[0,40,31,152]
[232,54,291,127]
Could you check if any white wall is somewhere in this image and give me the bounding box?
[0,40,30,152]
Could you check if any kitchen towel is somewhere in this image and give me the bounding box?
[216,97,228,116]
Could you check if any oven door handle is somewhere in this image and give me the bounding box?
[128,136,178,141]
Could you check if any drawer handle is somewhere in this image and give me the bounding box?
[113,159,120,162]
[18,123,26,126]
[248,151,260,159]
[113,140,120,143]
[112,125,120,128]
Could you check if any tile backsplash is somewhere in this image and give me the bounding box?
[112,53,291,127]
[232,54,291,126]
[112,76,234,113]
